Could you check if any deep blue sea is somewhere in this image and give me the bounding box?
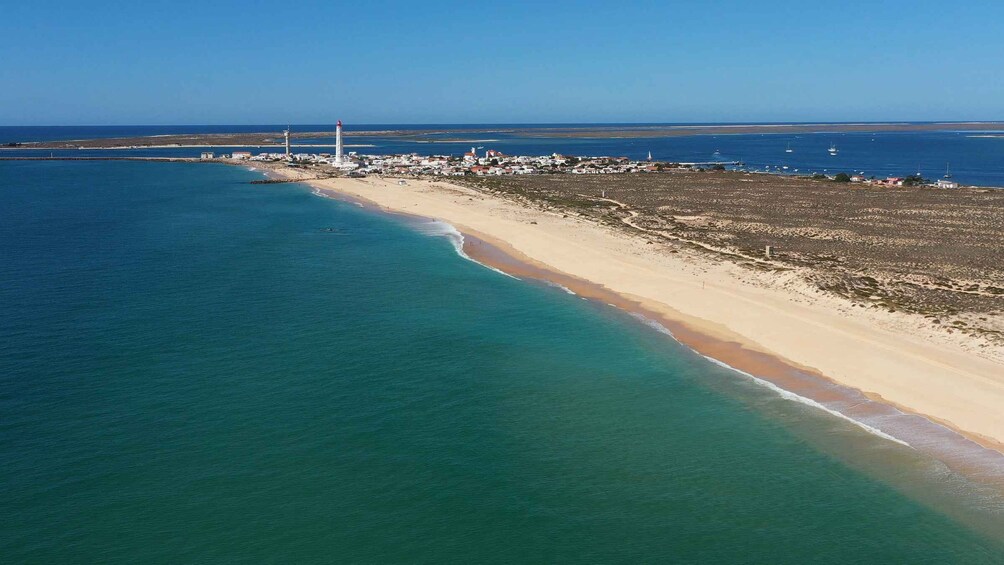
[3,123,1004,187]
[2,160,1003,562]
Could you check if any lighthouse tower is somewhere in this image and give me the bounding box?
[335,120,344,166]
[284,127,291,160]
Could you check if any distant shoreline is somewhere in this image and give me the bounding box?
[6,121,1004,148]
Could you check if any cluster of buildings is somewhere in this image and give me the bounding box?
[206,121,662,175]
[846,174,959,189]
[203,121,965,189]
[355,148,662,176]
[218,144,663,177]
[214,145,964,189]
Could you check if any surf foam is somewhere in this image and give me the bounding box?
[699,354,912,447]
[415,220,519,280]
[625,312,911,448]
[545,281,578,295]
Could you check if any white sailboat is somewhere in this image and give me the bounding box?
[828,144,839,155]
[785,143,793,153]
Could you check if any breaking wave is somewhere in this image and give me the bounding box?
[545,281,578,295]
[699,354,912,447]
[414,220,519,279]
[627,312,911,448]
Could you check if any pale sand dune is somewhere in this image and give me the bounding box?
[256,167,1004,459]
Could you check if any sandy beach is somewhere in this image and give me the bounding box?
[250,162,1004,481]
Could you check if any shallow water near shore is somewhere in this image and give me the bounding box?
[2,161,1003,562]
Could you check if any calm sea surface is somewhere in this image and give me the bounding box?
[3,123,1004,187]
[1,160,1003,562]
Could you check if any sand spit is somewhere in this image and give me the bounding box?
[248,162,1004,486]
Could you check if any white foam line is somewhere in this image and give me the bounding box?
[629,312,675,337]
[700,354,912,447]
[416,220,519,280]
[545,281,578,295]
[626,313,911,448]
[304,187,519,279]
[308,187,364,207]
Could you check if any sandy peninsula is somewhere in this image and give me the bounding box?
[248,161,1004,482]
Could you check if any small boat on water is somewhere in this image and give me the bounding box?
[785,143,793,153]
[713,149,721,156]
[828,144,839,155]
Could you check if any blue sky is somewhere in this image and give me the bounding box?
[2,0,1003,125]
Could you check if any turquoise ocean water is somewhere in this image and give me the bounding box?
[1,161,1002,562]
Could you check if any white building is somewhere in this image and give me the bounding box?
[937,178,959,189]
[200,151,215,160]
